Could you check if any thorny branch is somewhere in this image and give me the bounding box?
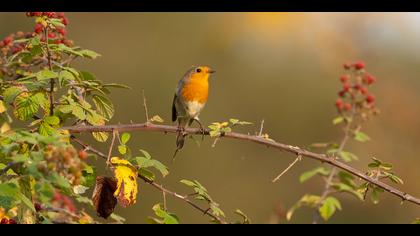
[62,123,420,207]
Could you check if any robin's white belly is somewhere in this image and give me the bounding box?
[185,101,205,118]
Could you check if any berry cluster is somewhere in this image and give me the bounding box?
[335,61,379,119]
[26,12,72,46]
[0,12,72,63]
[0,218,17,224]
[0,208,17,224]
[38,145,87,186]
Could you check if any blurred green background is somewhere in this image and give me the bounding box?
[1,12,420,224]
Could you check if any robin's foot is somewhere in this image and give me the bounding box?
[193,118,205,141]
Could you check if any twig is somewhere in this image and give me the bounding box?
[162,190,167,211]
[44,28,55,116]
[106,130,117,165]
[142,89,149,122]
[272,155,302,183]
[258,119,265,136]
[62,123,420,207]
[71,137,227,224]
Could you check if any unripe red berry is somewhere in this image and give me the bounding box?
[353,84,362,90]
[78,150,89,160]
[57,12,65,18]
[0,41,4,48]
[343,63,351,70]
[34,202,43,212]
[340,75,350,83]
[34,12,43,17]
[48,32,56,38]
[57,28,66,36]
[7,219,16,224]
[364,74,376,85]
[61,17,69,26]
[335,98,343,109]
[344,103,352,111]
[3,36,13,46]
[34,23,44,34]
[360,86,368,95]
[11,46,22,54]
[0,218,8,224]
[338,90,346,97]
[366,94,375,104]
[343,83,351,92]
[43,12,57,18]
[354,61,365,70]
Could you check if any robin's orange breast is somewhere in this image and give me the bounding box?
[181,79,209,104]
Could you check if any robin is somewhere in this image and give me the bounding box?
[171,65,215,159]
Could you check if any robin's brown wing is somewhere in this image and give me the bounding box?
[172,94,177,122]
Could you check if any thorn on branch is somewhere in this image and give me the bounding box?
[272,155,302,183]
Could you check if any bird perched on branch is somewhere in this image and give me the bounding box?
[171,65,216,160]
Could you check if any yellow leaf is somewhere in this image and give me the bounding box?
[150,115,164,123]
[0,122,11,134]
[59,129,71,143]
[110,157,138,207]
[0,100,6,113]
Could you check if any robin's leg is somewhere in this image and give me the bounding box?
[192,117,205,141]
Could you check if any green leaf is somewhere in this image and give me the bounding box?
[339,151,359,162]
[371,187,380,204]
[79,49,101,59]
[385,172,404,184]
[110,213,126,223]
[3,86,25,103]
[118,145,127,155]
[102,83,131,89]
[319,197,341,221]
[354,131,371,142]
[13,92,47,121]
[58,70,76,86]
[121,133,131,144]
[49,18,65,28]
[49,173,72,194]
[234,209,251,224]
[92,94,114,120]
[78,71,96,81]
[44,116,60,125]
[229,119,239,125]
[133,156,169,177]
[299,167,330,183]
[286,194,321,221]
[332,116,344,125]
[332,183,364,201]
[0,183,35,212]
[35,182,55,203]
[152,203,179,224]
[139,149,152,159]
[412,218,420,224]
[36,69,58,81]
[180,179,196,187]
[138,168,156,182]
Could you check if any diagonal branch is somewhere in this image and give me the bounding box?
[63,123,420,206]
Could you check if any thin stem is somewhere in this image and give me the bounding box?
[44,28,55,116]
[272,155,301,183]
[142,89,149,122]
[106,130,117,165]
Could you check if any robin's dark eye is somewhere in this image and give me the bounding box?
[196,68,202,73]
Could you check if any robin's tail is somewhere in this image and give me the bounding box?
[172,126,187,161]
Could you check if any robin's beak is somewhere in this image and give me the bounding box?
[208,69,216,74]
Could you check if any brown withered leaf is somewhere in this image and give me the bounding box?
[92,176,118,219]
